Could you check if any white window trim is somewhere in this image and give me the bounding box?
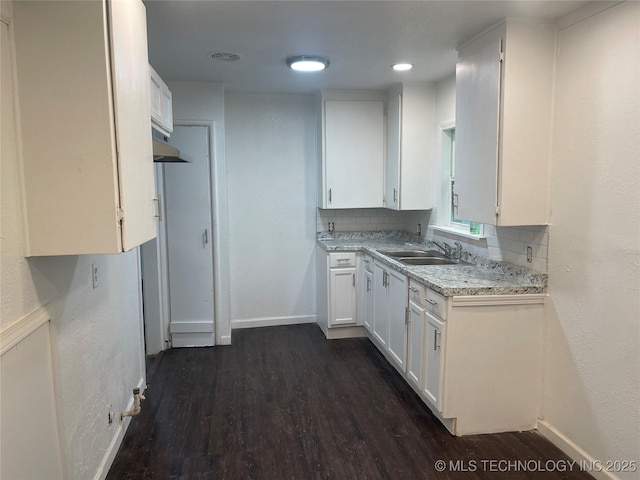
[437,121,486,240]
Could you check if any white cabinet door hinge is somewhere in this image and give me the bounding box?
[495,205,501,216]
[499,51,505,63]
[117,207,125,225]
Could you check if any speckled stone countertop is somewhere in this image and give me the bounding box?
[317,232,547,296]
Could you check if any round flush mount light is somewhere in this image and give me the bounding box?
[392,63,413,72]
[286,55,330,72]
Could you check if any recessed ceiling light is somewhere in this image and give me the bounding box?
[211,52,241,62]
[286,55,330,72]
[392,63,413,72]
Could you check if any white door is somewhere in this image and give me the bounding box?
[324,100,385,208]
[454,39,502,225]
[164,125,215,347]
[386,269,408,371]
[329,268,357,326]
[406,300,425,389]
[372,262,388,347]
[385,93,401,210]
[363,269,373,332]
[424,311,445,409]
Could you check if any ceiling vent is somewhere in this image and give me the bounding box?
[210,52,241,62]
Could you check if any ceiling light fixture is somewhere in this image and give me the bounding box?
[286,55,330,72]
[392,63,413,72]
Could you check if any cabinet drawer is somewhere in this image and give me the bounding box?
[425,289,447,320]
[408,279,427,306]
[329,252,356,268]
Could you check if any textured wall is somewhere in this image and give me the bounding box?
[225,93,317,327]
[1,4,145,477]
[543,3,640,476]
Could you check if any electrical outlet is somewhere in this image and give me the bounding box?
[526,246,533,263]
[92,263,99,289]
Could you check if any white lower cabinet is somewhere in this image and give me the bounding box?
[406,282,426,390]
[372,260,408,370]
[361,256,374,333]
[366,264,545,436]
[329,268,357,326]
[423,311,445,409]
[316,250,360,338]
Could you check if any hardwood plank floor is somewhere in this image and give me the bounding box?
[108,324,593,480]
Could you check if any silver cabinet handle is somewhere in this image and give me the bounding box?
[337,258,350,263]
[329,188,332,203]
[203,229,208,246]
[408,286,418,293]
[382,271,388,287]
[352,273,355,287]
[426,298,437,306]
[153,194,162,222]
[434,329,441,350]
[366,277,371,292]
[393,188,397,203]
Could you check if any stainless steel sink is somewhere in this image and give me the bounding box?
[378,249,470,266]
[378,250,443,258]
[399,257,471,266]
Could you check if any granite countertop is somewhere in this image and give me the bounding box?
[317,232,547,296]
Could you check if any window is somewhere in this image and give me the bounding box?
[438,125,483,236]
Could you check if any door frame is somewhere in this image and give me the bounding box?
[158,120,230,346]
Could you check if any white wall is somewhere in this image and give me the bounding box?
[1,4,145,477]
[543,3,640,477]
[225,93,317,328]
[167,81,231,344]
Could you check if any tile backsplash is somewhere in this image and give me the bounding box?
[316,208,549,273]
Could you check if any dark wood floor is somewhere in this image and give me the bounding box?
[108,324,593,480]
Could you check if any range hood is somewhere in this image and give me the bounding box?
[152,128,189,163]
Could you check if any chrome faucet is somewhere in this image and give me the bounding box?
[453,241,463,260]
[432,240,464,260]
[432,241,452,258]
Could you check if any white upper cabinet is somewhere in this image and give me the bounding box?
[318,91,385,209]
[386,83,435,211]
[13,0,156,255]
[150,64,173,136]
[455,20,556,226]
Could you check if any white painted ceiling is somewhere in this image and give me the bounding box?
[145,0,588,94]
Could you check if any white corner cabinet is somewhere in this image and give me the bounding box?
[150,64,173,137]
[386,83,436,211]
[454,19,556,226]
[316,250,361,339]
[13,0,156,256]
[317,91,386,209]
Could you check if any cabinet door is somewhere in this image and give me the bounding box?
[150,67,163,123]
[109,0,156,251]
[424,311,445,409]
[385,93,401,210]
[324,100,384,208]
[161,86,173,134]
[455,39,502,225]
[406,300,425,390]
[329,268,357,326]
[386,269,408,371]
[363,269,374,333]
[372,263,388,346]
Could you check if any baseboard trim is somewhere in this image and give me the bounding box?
[231,315,316,330]
[93,377,146,480]
[536,419,620,480]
